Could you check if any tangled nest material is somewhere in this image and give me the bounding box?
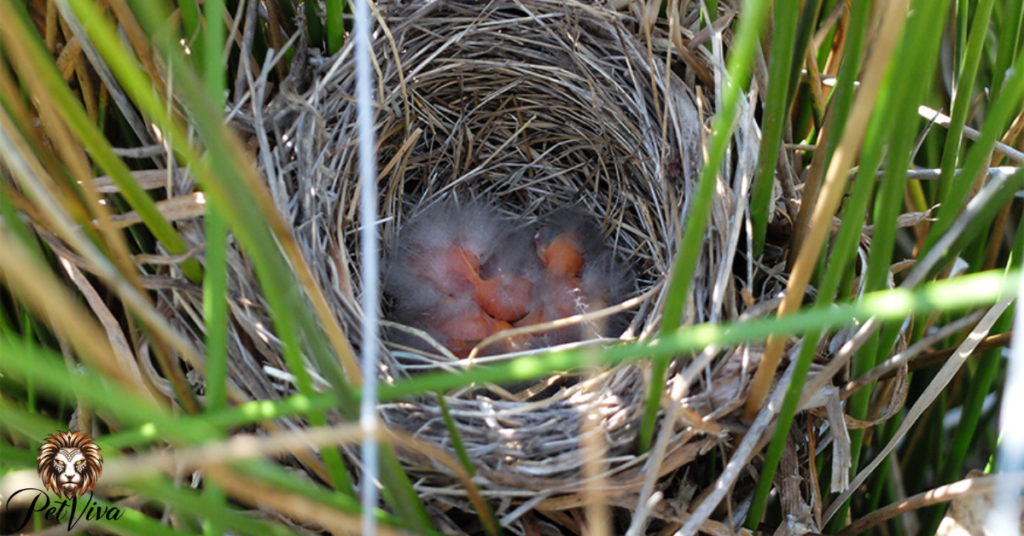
[168,0,769,523]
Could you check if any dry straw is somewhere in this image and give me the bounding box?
[165,0,766,524]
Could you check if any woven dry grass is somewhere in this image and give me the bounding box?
[163,0,767,525]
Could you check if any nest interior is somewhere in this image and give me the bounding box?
[169,0,756,514]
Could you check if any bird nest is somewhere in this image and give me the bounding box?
[171,0,764,520]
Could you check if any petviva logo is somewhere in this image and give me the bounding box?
[3,431,125,531]
[5,489,125,532]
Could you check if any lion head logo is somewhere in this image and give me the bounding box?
[37,431,103,499]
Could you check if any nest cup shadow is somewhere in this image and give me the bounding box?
[164,0,761,515]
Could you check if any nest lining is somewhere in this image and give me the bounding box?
[165,0,761,511]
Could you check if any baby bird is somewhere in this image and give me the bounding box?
[452,245,534,322]
[516,211,632,345]
[384,200,535,357]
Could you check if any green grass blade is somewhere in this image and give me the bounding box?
[326,0,346,55]
[936,0,998,201]
[437,393,475,477]
[79,497,195,536]
[0,398,65,444]
[239,459,427,532]
[923,343,1005,533]
[178,0,205,67]
[0,445,37,469]
[99,395,338,451]
[202,0,228,418]
[750,0,801,255]
[640,0,772,454]
[823,0,871,155]
[201,1,229,534]
[436,393,503,536]
[786,0,824,99]
[990,0,1024,100]
[131,475,302,536]
[0,336,209,442]
[745,327,822,528]
[306,0,325,50]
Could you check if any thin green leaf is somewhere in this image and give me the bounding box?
[326,0,346,55]
[201,1,229,534]
[640,0,773,454]
[936,0,998,200]
[750,0,801,255]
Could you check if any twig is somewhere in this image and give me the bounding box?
[918,106,1024,163]
[840,310,985,397]
[838,472,1024,535]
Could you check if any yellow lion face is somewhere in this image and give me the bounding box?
[37,431,103,499]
